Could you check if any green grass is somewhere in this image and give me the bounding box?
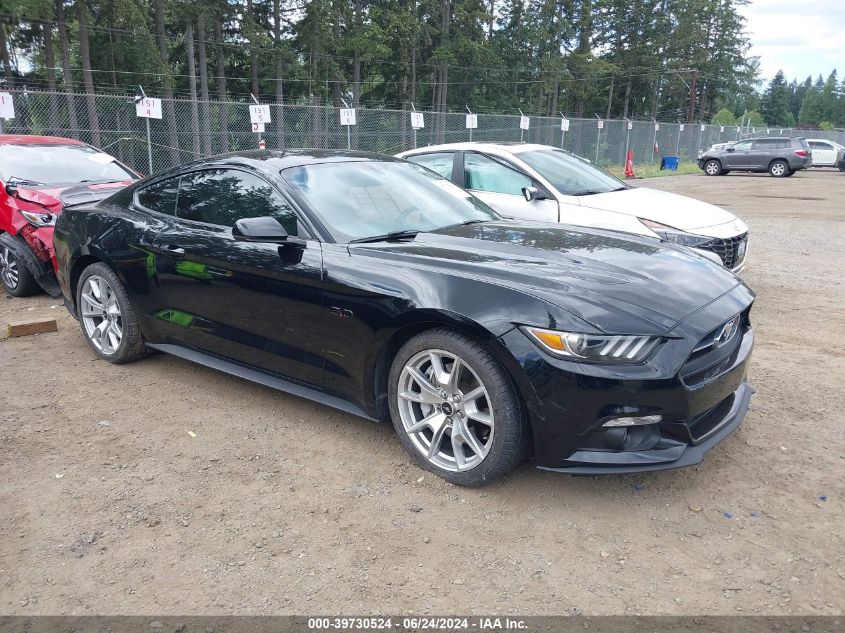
[605,162,701,179]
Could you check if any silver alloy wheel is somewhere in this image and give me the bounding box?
[397,349,494,472]
[80,275,123,355]
[0,246,19,289]
[705,161,720,175]
[771,162,786,176]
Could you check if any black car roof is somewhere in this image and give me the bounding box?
[182,149,399,172]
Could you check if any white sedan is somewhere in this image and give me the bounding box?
[806,139,845,167]
[397,142,750,273]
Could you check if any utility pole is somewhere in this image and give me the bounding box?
[687,70,698,123]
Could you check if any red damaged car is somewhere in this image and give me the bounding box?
[0,135,139,297]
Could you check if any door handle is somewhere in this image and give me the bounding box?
[161,244,186,257]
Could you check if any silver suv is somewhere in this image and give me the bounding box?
[698,137,812,177]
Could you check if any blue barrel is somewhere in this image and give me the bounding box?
[661,156,680,171]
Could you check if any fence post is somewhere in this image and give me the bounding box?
[135,85,154,175]
[595,116,602,164]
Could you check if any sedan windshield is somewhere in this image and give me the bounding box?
[0,144,136,187]
[518,149,628,196]
[282,160,499,242]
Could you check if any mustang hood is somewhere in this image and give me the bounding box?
[353,221,746,335]
[579,187,738,232]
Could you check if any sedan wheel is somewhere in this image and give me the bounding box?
[80,275,124,355]
[0,245,39,297]
[389,329,529,486]
[397,349,494,472]
[76,262,148,364]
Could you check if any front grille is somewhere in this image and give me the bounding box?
[698,232,748,269]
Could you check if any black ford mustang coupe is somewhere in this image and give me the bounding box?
[54,150,754,486]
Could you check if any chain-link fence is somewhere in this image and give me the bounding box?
[2,88,844,176]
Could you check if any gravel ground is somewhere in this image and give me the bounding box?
[1,168,843,616]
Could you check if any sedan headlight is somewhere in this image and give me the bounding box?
[19,209,56,227]
[524,327,662,363]
[638,218,712,248]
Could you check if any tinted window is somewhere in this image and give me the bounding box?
[464,153,532,195]
[752,139,777,149]
[406,152,454,179]
[137,177,179,215]
[282,161,498,243]
[732,141,753,151]
[809,141,831,149]
[176,169,302,235]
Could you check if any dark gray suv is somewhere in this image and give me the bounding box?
[698,137,812,177]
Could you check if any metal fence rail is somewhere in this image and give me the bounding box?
[2,89,844,176]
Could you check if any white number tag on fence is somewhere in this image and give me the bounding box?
[701,124,706,131]
[597,120,604,129]
[720,126,725,132]
[679,124,685,131]
[411,112,424,129]
[249,104,271,124]
[560,118,570,132]
[627,121,633,130]
[135,98,162,119]
[0,92,14,119]
[465,113,478,129]
[251,122,265,133]
[654,123,660,131]
[340,108,356,126]
[520,116,530,130]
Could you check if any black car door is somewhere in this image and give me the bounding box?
[150,167,326,387]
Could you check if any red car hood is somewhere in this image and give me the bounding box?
[15,180,134,214]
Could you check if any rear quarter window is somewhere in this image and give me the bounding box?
[136,176,180,216]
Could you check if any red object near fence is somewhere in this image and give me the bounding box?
[625,148,635,178]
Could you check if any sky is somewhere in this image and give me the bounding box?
[740,0,845,83]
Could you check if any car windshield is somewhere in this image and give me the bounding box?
[282,160,499,243]
[0,143,136,187]
[518,149,628,196]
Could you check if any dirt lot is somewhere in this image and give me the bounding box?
[1,169,843,616]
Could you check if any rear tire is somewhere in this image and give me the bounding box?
[388,328,529,486]
[76,262,147,364]
[703,159,722,176]
[769,160,789,177]
[1,244,40,297]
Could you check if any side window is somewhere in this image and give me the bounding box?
[752,139,776,150]
[463,153,533,195]
[136,177,179,215]
[809,141,830,150]
[406,152,454,179]
[732,140,753,151]
[176,169,304,236]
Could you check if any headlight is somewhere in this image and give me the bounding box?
[524,327,662,363]
[638,218,712,248]
[19,209,56,227]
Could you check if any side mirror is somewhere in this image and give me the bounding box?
[5,182,19,197]
[232,216,289,242]
[522,186,545,202]
[726,147,736,153]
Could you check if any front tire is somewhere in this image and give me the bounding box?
[703,159,722,176]
[769,160,789,177]
[1,244,40,297]
[388,328,529,486]
[76,262,147,364]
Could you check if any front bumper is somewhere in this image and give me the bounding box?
[499,285,755,474]
[539,381,753,474]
